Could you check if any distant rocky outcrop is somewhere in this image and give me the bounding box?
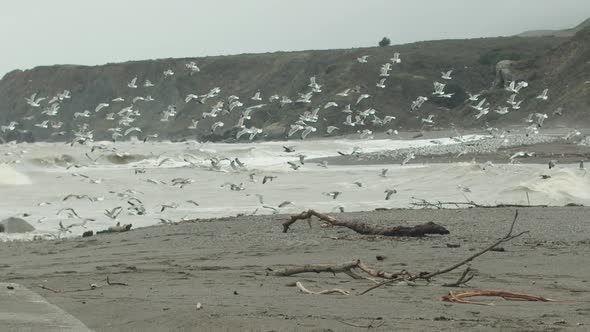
[0,217,35,233]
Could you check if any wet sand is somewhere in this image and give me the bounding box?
[1,207,589,331]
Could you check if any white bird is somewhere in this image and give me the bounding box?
[188,119,199,129]
[95,103,110,112]
[441,70,453,80]
[301,126,317,139]
[411,96,428,111]
[356,94,370,104]
[25,93,46,107]
[470,98,487,111]
[124,127,141,136]
[421,114,435,124]
[211,121,224,132]
[474,107,490,119]
[536,88,549,101]
[144,80,155,87]
[326,126,339,134]
[1,121,18,132]
[74,110,91,118]
[357,55,369,63]
[432,82,446,95]
[336,88,351,97]
[376,78,387,88]
[324,101,338,109]
[163,69,174,77]
[390,52,402,64]
[467,93,480,102]
[34,120,49,128]
[127,77,138,88]
[112,97,125,102]
[494,106,509,115]
[251,91,262,101]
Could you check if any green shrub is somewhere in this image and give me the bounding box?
[379,37,391,47]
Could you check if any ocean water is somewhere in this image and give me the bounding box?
[1,136,588,240]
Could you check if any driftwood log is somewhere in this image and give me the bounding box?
[271,259,407,280]
[282,210,449,237]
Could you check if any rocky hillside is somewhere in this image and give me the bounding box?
[0,28,586,142]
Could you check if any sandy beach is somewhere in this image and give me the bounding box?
[1,206,589,331]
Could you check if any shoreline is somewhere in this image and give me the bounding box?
[1,206,589,331]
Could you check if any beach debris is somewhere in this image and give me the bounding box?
[441,289,559,305]
[96,222,132,234]
[294,281,350,295]
[196,302,203,310]
[281,209,449,237]
[337,318,385,329]
[37,276,127,293]
[359,210,528,295]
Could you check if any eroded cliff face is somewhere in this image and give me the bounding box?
[0,34,582,143]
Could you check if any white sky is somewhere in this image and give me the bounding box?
[1,0,589,77]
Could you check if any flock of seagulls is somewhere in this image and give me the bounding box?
[0,48,587,237]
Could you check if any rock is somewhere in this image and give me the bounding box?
[493,60,517,88]
[0,217,35,233]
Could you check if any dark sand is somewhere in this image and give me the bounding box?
[1,207,589,331]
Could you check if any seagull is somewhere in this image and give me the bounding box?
[390,52,401,64]
[251,91,262,101]
[124,127,141,136]
[376,78,387,88]
[384,189,397,200]
[298,154,306,165]
[326,126,339,134]
[301,126,317,139]
[104,206,123,220]
[536,88,549,101]
[25,93,46,107]
[62,194,95,202]
[356,94,370,104]
[317,161,328,168]
[379,168,389,177]
[211,121,224,132]
[287,161,300,170]
[127,77,138,88]
[144,80,155,87]
[56,208,81,219]
[163,69,174,77]
[283,146,296,153]
[160,203,179,212]
[353,181,363,187]
[336,88,351,97]
[262,175,276,184]
[324,101,338,109]
[323,191,342,199]
[441,70,453,80]
[186,200,200,206]
[357,55,369,63]
[466,93,480,102]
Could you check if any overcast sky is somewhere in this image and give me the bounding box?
[1,0,589,77]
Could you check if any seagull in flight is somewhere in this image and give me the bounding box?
[128,77,138,88]
[536,88,549,101]
[441,70,453,80]
[357,55,369,63]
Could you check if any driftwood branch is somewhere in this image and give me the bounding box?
[359,210,527,295]
[36,276,128,293]
[410,198,547,209]
[441,289,559,305]
[271,259,407,281]
[295,281,350,295]
[442,267,475,287]
[282,210,449,237]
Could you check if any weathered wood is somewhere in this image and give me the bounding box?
[282,210,449,237]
